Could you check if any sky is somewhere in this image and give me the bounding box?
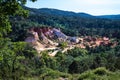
[26,0,120,15]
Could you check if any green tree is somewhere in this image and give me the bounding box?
[0,0,37,79]
[67,47,88,57]
[0,0,37,37]
[58,42,68,49]
[68,60,80,74]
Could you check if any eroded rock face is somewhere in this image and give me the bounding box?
[25,28,39,42]
[33,27,68,40]
[25,27,116,54]
[25,28,44,51]
[25,27,59,51]
[52,28,68,39]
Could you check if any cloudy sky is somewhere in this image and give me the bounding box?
[26,0,120,15]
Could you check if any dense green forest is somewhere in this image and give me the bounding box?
[0,0,120,80]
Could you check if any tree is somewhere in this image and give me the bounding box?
[0,0,37,79]
[0,0,37,37]
[58,42,68,49]
[67,47,88,57]
[68,60,80,74]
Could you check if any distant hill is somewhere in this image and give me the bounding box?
[38,8,120,19]
[38,8,94,18]
[24,7,94,18]
[24,6,120,20]
[97,15,120,20]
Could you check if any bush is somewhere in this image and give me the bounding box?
[67,47,88,57]
[78,67,114,80]
[93,67,111,76]
[58,42,68,49]
[38,68,72,80]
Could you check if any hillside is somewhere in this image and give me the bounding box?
[9,6,120,42]
[25,6,120,20]
[25,27,117,55]
[8,6,120,80]
[24,7,94,18]
[98,14,120,20]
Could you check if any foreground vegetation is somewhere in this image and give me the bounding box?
[0,41,120,79]
[23,67,120,80]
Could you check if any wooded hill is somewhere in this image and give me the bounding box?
[10,6,120,42]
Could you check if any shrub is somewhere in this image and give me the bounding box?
[58,42,68,49]
[78,67,113,80]
[93,67,111,76]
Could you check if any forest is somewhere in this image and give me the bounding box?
[0,0,120,80]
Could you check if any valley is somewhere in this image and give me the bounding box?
[0,2,120,79]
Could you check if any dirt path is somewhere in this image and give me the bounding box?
[48,50,59,56]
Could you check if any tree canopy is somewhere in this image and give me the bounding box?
[0,0,36,37]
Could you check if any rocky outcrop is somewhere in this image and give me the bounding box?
[53,28,68,40]
[25,27,116,54]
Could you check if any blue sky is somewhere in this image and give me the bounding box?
[26,0,120,15]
